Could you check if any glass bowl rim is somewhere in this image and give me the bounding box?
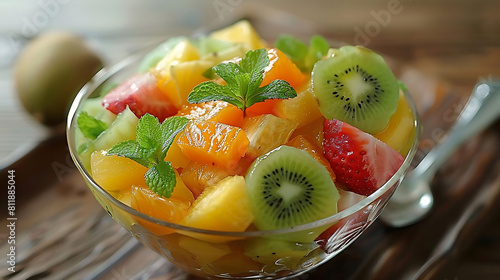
[67,44,422,238]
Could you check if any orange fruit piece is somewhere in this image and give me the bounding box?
[262,48,307,89]
[177,120,249,170]
[245,99,282,117]
[131,172,194,235]
[290,116,325,149]
[180,156,253,198]
[90,150,148,192]
[177,101,244,128]
[246,49,307,117]
[287,135,336,182]
[180,161,230,198]
[164,134,191,169]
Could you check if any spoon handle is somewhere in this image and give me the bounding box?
[382,80,500,227]
[414,81,500,182]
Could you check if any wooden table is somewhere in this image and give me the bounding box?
[1,1,500,279]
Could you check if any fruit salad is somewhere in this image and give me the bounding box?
[72,20,416,278]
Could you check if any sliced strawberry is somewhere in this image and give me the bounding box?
[315,190,367,252]
[323,119,404,196]
[102,73,178,122]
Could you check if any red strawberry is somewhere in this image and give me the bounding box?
[323,119,404,196]
[315,189,368,252]
[102,73,178,122]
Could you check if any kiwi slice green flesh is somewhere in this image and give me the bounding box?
[312,45,399,134]
[246,146,339,234]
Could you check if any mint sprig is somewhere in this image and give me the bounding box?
[275,34,329,72]
[77,112,109,140]
[107,114,189,198]
[187,48,297,114]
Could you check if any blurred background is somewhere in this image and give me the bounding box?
[1,0,499,166]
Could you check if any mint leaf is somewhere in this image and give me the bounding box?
[188,81,243,108]
[240,49,268,74]
[145,161,176,198]
[275,34,308,62]
[275,34,329,72]
[305,35,329,69]
[136,114,162,150]
[212,62,243,88]
[158,116,190,160]
[77,142,91,154]
[107,140,156,168]
[398,80,408,92]
[243,49,268,97]
[107,114,189,198]
[188,48,297,114]
[247,80,297,107]
[77,112,108,140]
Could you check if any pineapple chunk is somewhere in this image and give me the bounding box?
[210,20,267,50]
[91,150,147,192]
[275,86,323,128]
[373,91,415,156]
[179,176,253,241]
[242,114,298,158]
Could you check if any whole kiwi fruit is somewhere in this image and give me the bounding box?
[14,31,103,126]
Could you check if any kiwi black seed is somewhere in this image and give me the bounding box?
[311,45,399,134]
[246,146,339,232]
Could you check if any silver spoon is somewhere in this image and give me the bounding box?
[381,79,500,227]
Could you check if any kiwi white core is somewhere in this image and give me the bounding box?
[276,181,302,202]
[343,73,372,101]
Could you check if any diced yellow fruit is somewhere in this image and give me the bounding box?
[155,40,200,78]
[290,116,325,149]
[201,44,249,65]
[180,161,230,198]
[170,170,196,203]
[156,74,182,109]
[179,176,253,240]
[154,40,202,108]
[130,170,194,235]
[275,85,323,128]
[117,189,133,207]
[90,150,148,192]
[178,235,231,266]
[373,91,415,156]
[164,134,191,169]
[170,60,212,106]
[159,234,200,268]
[242,114,298,158]
[210,20,267,50]
[112,189,136,231]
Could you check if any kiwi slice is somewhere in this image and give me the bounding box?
[311,45,399,134]
[246,146,339,241]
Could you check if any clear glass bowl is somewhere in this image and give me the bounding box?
[67,43,421,279]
